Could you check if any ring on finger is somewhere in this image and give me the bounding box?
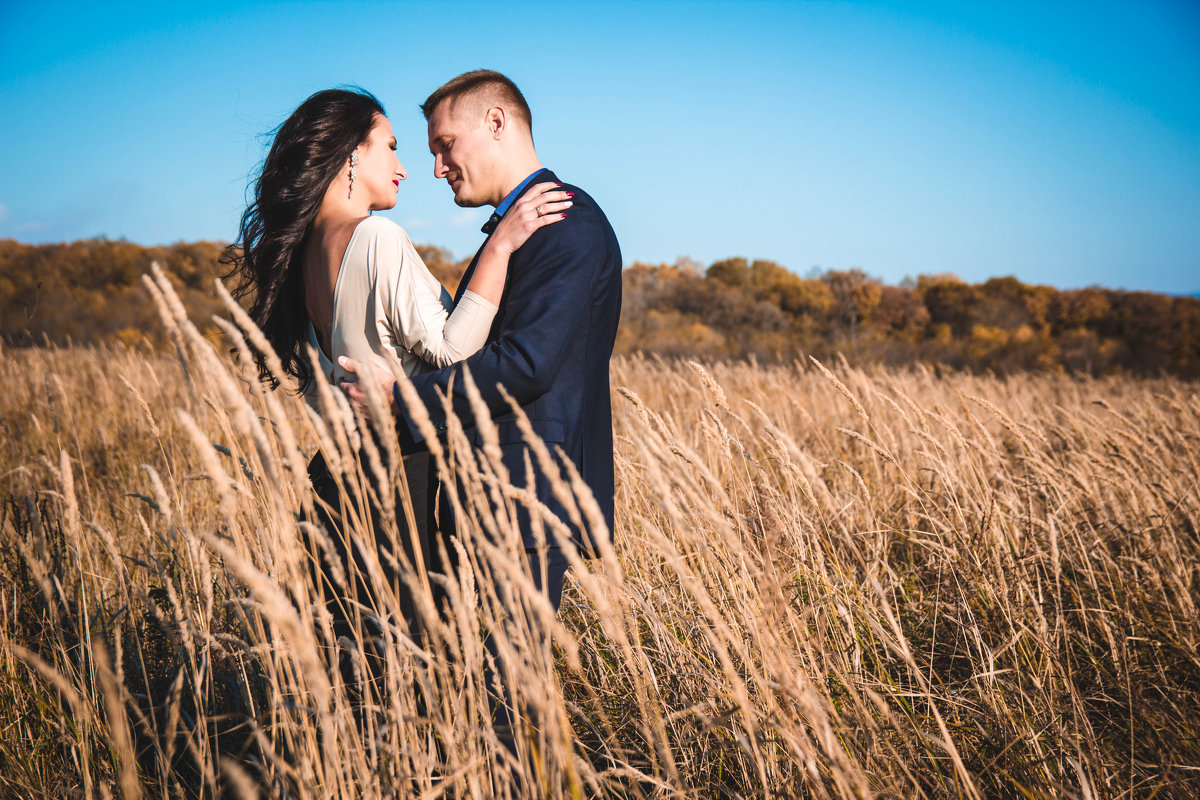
[536,205,543,217]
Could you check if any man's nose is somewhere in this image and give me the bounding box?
[433,155,447,178]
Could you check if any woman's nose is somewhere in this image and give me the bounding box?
[396,161,407,180]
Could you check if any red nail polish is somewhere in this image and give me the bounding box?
[567,192,575,197]
[561,213,567,219]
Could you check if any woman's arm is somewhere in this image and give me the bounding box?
[389,183,573,368]
[380,230,489,369]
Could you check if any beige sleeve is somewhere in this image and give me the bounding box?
[433,289,499,367]
[374,221,499,369]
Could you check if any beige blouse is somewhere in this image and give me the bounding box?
[304,216,496,407]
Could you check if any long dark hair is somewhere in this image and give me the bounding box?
[223,88,385,391]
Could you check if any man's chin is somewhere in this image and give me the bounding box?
[453,195,484,208]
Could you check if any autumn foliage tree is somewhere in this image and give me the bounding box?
[0,238,228,347]
[619,256,1199,377]
[2,236,1197,377]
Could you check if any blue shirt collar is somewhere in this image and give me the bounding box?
[482,168,549,233]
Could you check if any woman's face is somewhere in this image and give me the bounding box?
[356,114,406,209]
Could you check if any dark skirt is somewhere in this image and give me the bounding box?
[304,448,437,685]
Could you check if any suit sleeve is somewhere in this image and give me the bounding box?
[396,209,607,442]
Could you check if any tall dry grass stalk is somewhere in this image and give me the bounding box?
[1,268,1197,798]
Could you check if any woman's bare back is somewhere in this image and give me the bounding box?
[302,216,368,357]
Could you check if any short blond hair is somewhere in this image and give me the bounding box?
[421,69,532,132]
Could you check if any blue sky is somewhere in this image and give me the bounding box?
[1,0,1198,293]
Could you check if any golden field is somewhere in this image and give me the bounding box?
[1,271,1198,799]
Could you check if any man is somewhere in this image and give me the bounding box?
[340,70,622,611]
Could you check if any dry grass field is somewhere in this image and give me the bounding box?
[1,269,1198,799]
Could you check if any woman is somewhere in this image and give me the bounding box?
[223,88,569,684]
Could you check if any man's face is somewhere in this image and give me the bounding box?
[427,100,500,207]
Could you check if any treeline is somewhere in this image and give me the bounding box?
[619,258,1200,377]
[2,238,1197,377]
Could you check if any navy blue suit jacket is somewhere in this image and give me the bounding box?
[396,171,622,552]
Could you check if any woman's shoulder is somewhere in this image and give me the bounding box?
[342,217,418,280]
[354,214,414,246]
[348,217,428,293]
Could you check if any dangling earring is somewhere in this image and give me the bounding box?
[347,151,359,199]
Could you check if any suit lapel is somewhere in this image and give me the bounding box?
[452,170,559,307]
[453,245,486,305]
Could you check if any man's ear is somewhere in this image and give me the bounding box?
[485,106,506,140]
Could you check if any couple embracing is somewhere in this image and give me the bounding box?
[224,70,621,713]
